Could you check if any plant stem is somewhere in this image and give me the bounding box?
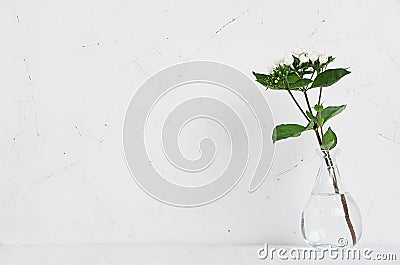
[303,90,357,246]
[315,88,324,137]
[322,151,357,246]
[304,91,324,144]
[286,89,309,121]
[284,85,357,245]
[314,129,323,145]
[304,92,312,112]
[317,87,323,106]
[303,91,315,118]
[340,193,357,246]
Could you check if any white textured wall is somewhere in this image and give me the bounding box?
[1,0,399,245]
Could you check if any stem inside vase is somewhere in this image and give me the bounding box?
[322,150,357,246]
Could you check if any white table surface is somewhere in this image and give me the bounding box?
[0,244,398,265]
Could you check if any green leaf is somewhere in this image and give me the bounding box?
[255,79,269,87]
[253,71,269,80]
[321,127,337,150]
[272,124,307,143]
[306,111,318,125]
[305,120,315,130]
[289,78,312,89]
[287,72,300,83]
[320,105,346,125]
[292,56,300,68]
[271,80,286,90]
[313,104,323,125]
[310,68,351,88]
[252,72,269,87]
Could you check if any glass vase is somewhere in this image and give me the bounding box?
[301,149,362,248]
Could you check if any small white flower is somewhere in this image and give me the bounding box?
[305,47,318,61]
[308,51,319,62]
[316,49,324,57]
[284,51,292,58]
[319,55,328,64]
[299,53,309,63]
[285,47,329,64]
[283,52,294,66]
[293,47,306,55]
[284,56,294,66]
[305,47,313,56]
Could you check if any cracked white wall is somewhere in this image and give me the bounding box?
[0,0,399,245]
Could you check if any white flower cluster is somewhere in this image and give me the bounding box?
[267,48,329,74]
[293,47,328,64]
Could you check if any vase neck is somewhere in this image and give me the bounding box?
[313,149,346,195]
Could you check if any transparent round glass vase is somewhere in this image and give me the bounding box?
[301,149,362,248]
